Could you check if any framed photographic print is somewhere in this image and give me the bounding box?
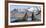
[5,1,44,27]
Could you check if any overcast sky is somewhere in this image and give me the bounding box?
[10,5,41,12]
[10,5,32,11]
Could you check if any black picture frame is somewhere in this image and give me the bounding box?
[5,1,45,28]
